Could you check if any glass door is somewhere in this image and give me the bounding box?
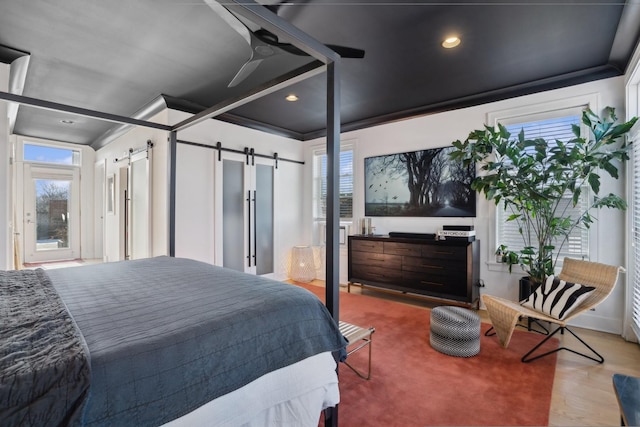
[221,156,247,272]
[23,165,80,263]
[254,161,274,275]
[215,151,275,276]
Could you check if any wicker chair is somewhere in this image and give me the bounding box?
[483,257,623,363]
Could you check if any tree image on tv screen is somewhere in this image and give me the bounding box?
[365,146,475,217]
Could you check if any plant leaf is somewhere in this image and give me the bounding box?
[588,173,601,194]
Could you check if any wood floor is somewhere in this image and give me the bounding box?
[322,282,640,426]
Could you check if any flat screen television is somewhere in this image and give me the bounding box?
[364,146,476,217]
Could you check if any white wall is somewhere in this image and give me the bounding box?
[170,110,305,280]
[305,76,628,334]
[0,64,10,269]
[94,109,170,262]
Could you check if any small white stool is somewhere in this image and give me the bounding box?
[339,321,375,380]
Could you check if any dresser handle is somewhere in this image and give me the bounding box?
[434,251,453,255]
[422,264,443,269]
[421,280,444,286]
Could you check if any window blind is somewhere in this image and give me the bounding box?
[315,149,353,219]
[632,134,640,339]
[497,115,589,261]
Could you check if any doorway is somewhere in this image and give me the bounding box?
[94,160,105,261]
[23,165,80,263]
[119,150,152,260]
[216,151,275,276]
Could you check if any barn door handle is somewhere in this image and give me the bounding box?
[247,190,252,267]
[252,190,257,267]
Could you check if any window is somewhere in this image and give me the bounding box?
[497,114,590,262]
[314,147,353,219]
[632,130,640,339]
[23,143,80,166]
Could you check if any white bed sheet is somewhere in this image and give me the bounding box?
[162,351,339,427]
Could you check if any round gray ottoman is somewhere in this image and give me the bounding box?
[430,306,481,357]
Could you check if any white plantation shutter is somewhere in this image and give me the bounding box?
[314,148,353,219]
[632,131,640,339]
[497,115,589,261]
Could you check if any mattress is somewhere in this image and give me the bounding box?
[163,351,339,427]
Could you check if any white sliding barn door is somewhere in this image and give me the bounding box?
[215,152,275,276]
[174,144,275,276]
[125,151,151,260]
[94,160,105,261]
[175,144,215,263]
[130,152,151,259]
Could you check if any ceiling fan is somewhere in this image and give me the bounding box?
[204,0,365,87]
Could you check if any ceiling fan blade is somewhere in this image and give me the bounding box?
[206,1,364,86]
[203,0,252,46]
[326,44,365,59]
[205,1,281,86]
[228,57,264,87]
[254,29,365,59]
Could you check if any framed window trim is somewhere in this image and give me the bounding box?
[312,141,355,221]
[626,52,640,342]
[18,137,82,168]
[106,174,115,215]
[629,123,640,342]
[310,140,356,247]
[485,93,600,273]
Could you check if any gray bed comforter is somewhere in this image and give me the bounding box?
[0,269,91,427]
[45,256,347,427]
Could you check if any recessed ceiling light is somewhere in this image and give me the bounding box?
[60,119,75,125]
[285,94,299,102]
[442,36,461,49]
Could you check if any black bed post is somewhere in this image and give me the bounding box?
[325,61,340,322]
[324,58,341,427]
[168,130,177,257]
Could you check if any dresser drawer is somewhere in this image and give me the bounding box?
[402,271,468,297]
[351,239,383,253]
[383,242,422,257]
[402,256,464,274]
[351,265,403,283]
[351,251,401,269]
[422,245,467,260]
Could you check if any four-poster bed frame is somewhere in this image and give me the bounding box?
[0,1,344,424]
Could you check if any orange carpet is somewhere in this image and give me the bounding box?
[299,283,558,427]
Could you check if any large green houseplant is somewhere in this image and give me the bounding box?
[450,107,637,286]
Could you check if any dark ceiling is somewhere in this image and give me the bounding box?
[1,0,640,147]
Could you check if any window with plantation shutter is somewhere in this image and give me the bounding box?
[314,147,353,219]
[497,114,590,262]
[632,131,640,340]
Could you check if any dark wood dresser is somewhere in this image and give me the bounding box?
[348,235,480,308]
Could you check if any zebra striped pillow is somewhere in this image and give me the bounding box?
[521,275,595,320]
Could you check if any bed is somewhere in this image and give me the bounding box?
[0,256,347,427]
